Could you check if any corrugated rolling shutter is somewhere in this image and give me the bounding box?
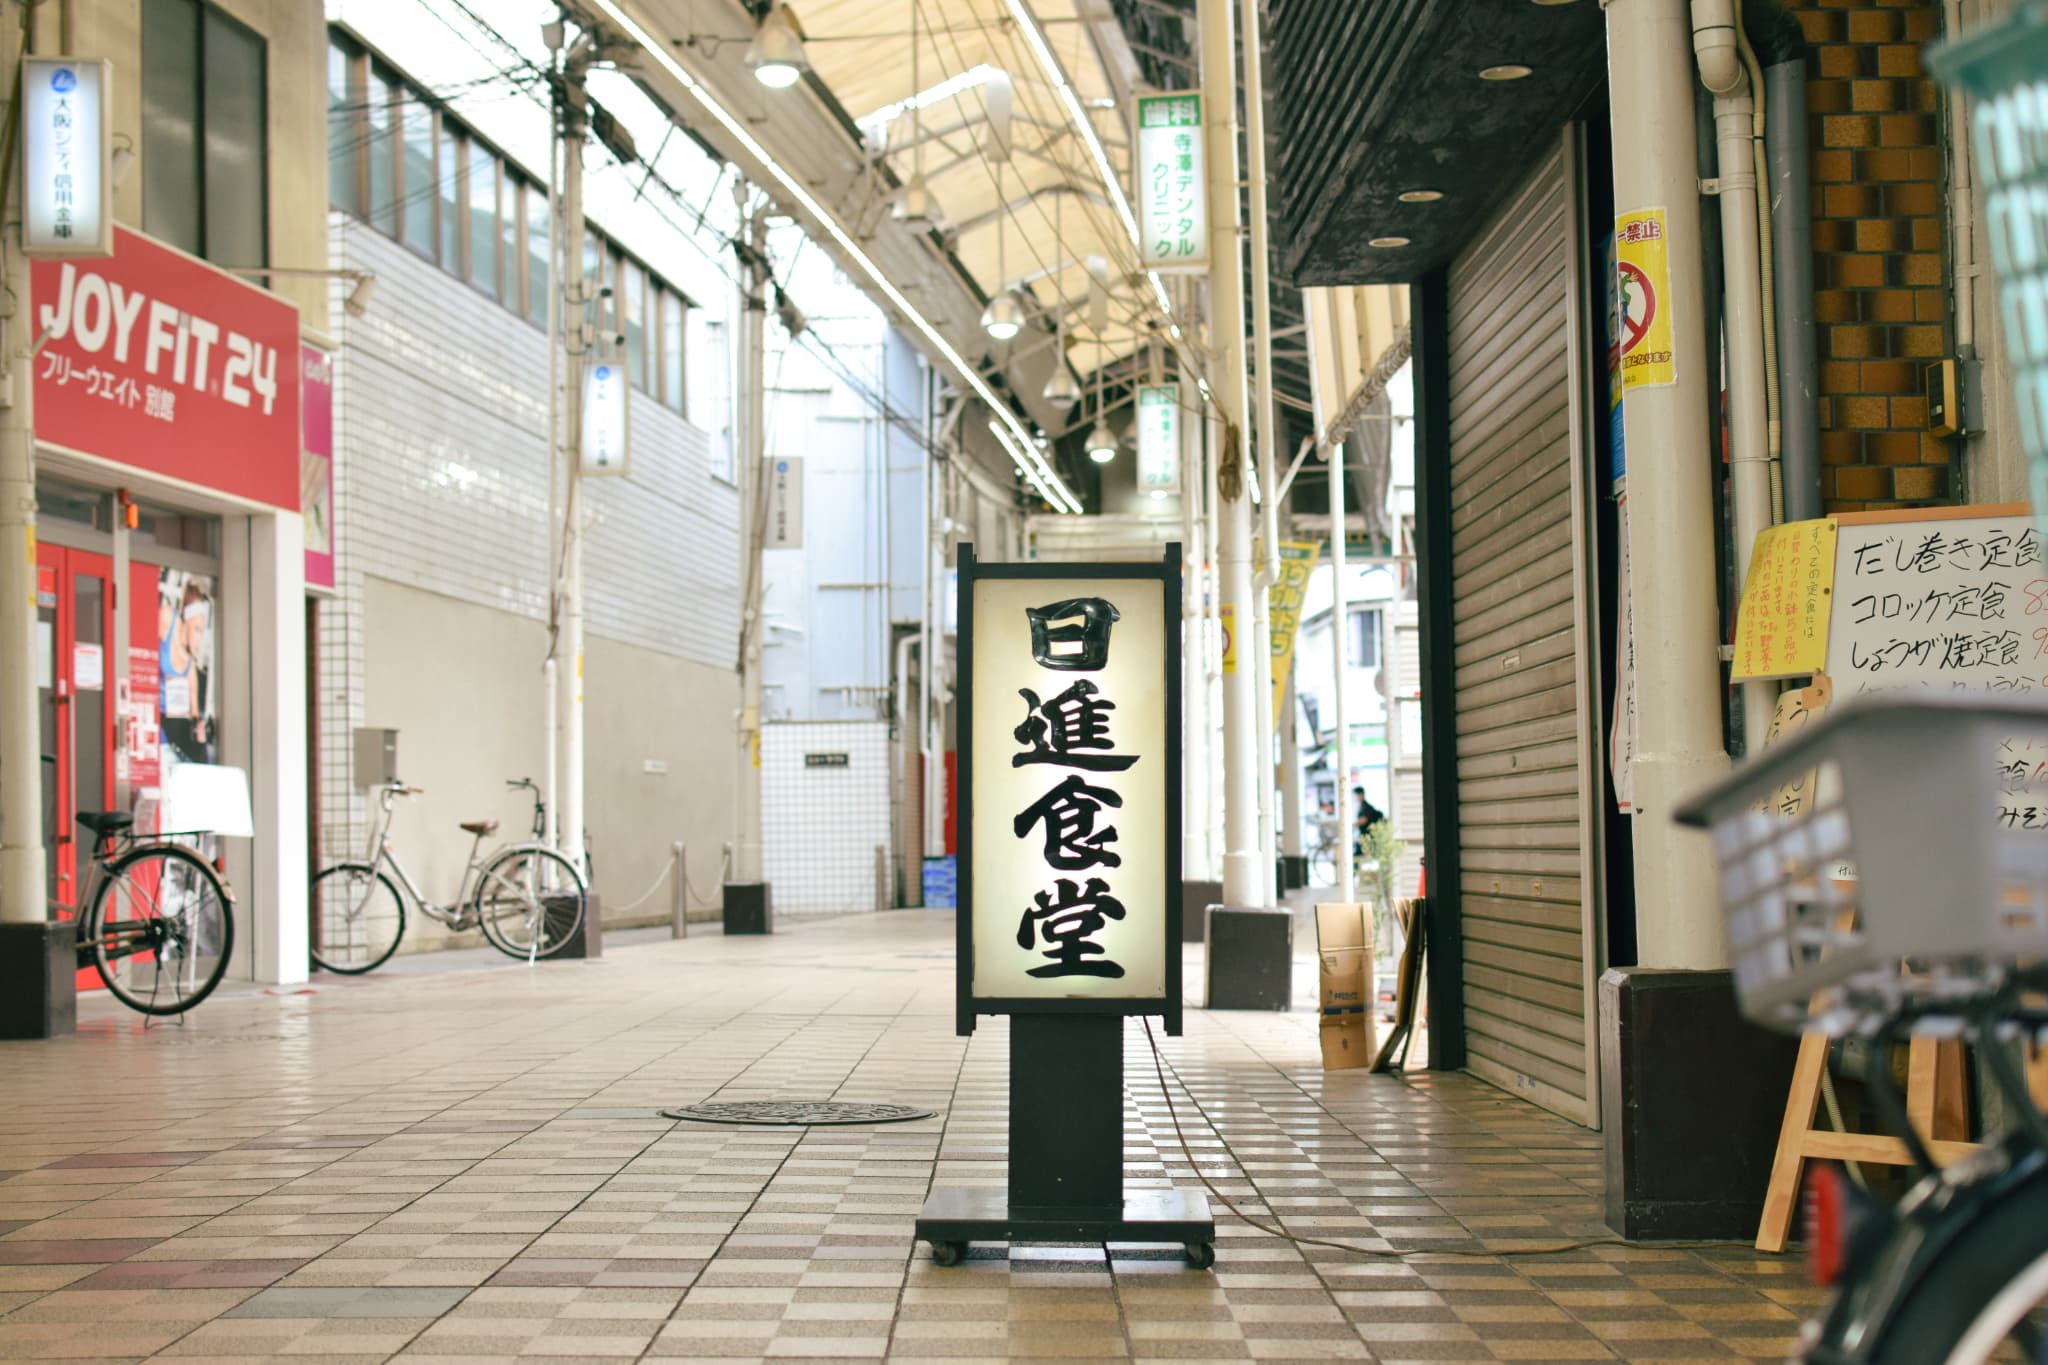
[1444,140,1602,1126]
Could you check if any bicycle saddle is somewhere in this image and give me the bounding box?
[459,819,500,836]
[76,810,133,835]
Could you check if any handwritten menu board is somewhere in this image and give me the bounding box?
[1733,520,1838,681]
[1827,505,2040,698]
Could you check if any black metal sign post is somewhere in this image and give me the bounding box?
[916,543,1214,1268]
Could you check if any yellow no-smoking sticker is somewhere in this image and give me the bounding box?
[1616,208,1675,391]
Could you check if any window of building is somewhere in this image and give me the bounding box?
[623,258,646,388]
[689,309,733,480]
[142,0,269,267]
[1348,606,1381,671]
[438,125,462,270]
[499,173,521,309]
[526,185,550,328]
[661,291,685,415]
[399,94,435,258]
[327,38,361,216]
[468,141,497,298]
[367,66,397,235]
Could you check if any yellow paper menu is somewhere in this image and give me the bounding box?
[1732,518,1838,681]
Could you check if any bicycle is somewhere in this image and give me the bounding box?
[52,809,235,1016]
[309,779,586,973]
[1676,694,2048,1364]
[506,775,593,886]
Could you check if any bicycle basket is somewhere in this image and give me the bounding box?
[1673,694,2048,1034]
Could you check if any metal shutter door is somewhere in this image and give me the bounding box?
[1444,141,1602,1126]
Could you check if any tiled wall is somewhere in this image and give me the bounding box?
[318,217,740,871]
[761,721,891,915]
[1797,0,1955,510]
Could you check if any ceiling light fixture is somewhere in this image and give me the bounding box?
[580,0,1079,513]
[1369,236,1410,248]
[1087,422,1117,464]
[1044,355,1082,405]
[892,172,940,231]
[745,2,809,89]
[981,290,1025,342]
[1397,189,1443,203]
[1479,64,1533,80]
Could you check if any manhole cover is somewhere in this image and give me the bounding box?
[659,1101,934,1126]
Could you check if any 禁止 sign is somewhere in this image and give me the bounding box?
[32,227,301,509]
[766,457,803,549]
[580,357,629,474]
[958,545,1183,1032]
[1136,385,1179,497]
[22,58,110,257]
[1616,207,1675,391]
[1136,94,1207,271]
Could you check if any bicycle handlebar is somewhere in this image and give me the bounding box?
[506,777,537,791]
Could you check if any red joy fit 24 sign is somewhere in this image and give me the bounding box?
[32,226,301,510]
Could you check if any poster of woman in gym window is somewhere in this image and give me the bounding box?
[158,570,216,765]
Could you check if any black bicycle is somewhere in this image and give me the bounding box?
[53,810,235,1016]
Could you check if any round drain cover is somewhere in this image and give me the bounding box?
[659,1101,934,1126]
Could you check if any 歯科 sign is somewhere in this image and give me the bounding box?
[22,58,111,257]
[32,227,301,509]
[1136,94,1207,271]
[958,545,1182,1028]
[580,357,629,474]
[1732,518,1839,681]
[1616,208,1675,392]
[1136,384,1179,497]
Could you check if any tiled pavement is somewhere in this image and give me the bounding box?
[0,910,1820,1362]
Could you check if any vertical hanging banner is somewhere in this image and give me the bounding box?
[1615,208,1675,392]
[957,545,1183,1031]
[1136,94,1208,271]
[1267,540,1324,719]
[1136,384,1180,497]
[579,357,630,475]
[21,57,111,257]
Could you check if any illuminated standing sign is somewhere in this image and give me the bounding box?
[958,545,1183,1027]
[1136,384,1179,497]
[1136,94,1206,271]
[22,58,110,257]
[579,357,629,475]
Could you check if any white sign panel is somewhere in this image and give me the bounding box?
[765,456,803,549]
[1136,385,1179,497]
[1136,93,1207,271]
[579,357,629,475]
[22,58,110,257]
[970,575,1169,1001]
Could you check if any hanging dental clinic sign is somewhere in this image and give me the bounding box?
[32,227,301,510]
[1136,384,1179,495]
[956,545,1184,1034]
[1136,94,1207,271]
[21,58,111,256]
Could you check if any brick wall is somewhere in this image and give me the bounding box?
[1797,0,1952,511]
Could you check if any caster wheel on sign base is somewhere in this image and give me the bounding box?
[931,1240,967,1267]
[1184,1242,1215,1269]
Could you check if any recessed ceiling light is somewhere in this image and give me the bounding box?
[1532,0,1578,6]
[1480,64,1533,81]
[1398,189,1443,204]
[1369,236,1410,249]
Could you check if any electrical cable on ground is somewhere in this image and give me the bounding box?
[1138,1019,1747,1262]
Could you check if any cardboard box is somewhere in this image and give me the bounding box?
[1315,904,1376,1069]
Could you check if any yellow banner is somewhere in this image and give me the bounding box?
[1269,540,1323,716]
[1220,603,1236,675]
[1732,518,1838,681]
[1616,208,1676,391]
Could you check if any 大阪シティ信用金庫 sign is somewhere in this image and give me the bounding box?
[31,226,301,511]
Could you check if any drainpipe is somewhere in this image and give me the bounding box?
[1765,53,1821,521]
[1608,0,1731,970]
[1304,294,1353,906]
[1693,0,1776,757]
[559,42,592,876]
[1180,358,1211,880]
[1242,0,1283,905]
[1198,0,1263,909]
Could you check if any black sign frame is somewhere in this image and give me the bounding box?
[953,541,1184,1037]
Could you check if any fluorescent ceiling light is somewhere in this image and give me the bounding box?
[581,0,1080,513]
[859,64,1004,131]
[990,420,1082,513]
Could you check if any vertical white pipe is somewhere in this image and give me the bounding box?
[1242,0,1282,903]
[1180,374,1211,880]
[0,107,40,924]
[1306,295,1354,906]
[1199,0,1263,909]
[1609,0,1731,970]
[734,209,768,884]
[543,99,561,852]
[1695,2,1777,756]
[560,67,587,875]
[1279,663,1303,859]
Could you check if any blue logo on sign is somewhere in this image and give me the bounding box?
[594,365,611,381]
[776,461,789,473]
[50,68,76,93]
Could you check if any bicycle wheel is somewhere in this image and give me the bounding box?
[1844,1167,2048,1363]
[1309,845,1336,886]
[474,847,585,959]
[310,863,406,973]
[84,844,234,1015]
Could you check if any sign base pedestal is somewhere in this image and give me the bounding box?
[916,1014,1216,1267]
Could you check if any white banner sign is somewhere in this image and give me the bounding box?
[22,58,110,257]
[1136,94,1207,271]
[1136,385,1179,497]
[970,576,1169,1001]
[765,457,803,549]
[580,357,629,475]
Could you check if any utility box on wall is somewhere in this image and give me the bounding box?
[353,728,400,788]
